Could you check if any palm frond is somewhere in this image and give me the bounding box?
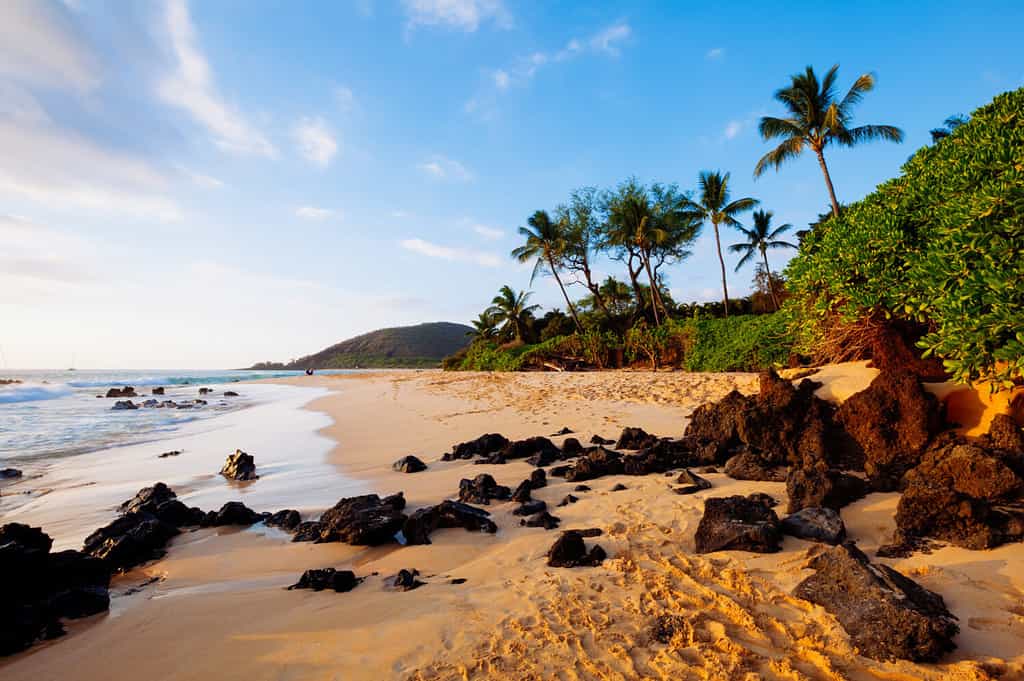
[754,136,804,177]
[768,240,798,250]
[758,116,805,140]
[844,124,904,145]
[733,248,756,271]
[838,72,875,112]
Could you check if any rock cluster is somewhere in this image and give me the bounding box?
[104,386,137,398]
[458,474,511,504]
[317,493,407,544]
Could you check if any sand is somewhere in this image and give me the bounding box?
[2,368,1023,681]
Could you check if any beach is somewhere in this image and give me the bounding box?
[2,369,1023,680]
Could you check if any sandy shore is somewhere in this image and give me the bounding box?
[2,369,1023,680]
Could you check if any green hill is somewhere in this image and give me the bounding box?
[250,322,473,369]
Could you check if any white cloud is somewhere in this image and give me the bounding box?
[0,0,100,92]
[0,214,98,287]
[724,120,743,140]
[706,47,725,60]
[181,168,224,189]
[492,69,510,90]
[157,0,276,157]
[402,0,511,32]
[292,116,338,167]
[418,155,473,181]
[335,85,355,112]
[589,23,631,57]
[472,224,503,240]
[400,238,500,267]
[295,205,338,220]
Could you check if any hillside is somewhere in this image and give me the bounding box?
[249,322,473,370]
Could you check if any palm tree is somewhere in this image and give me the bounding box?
[468,312,499,342]
[685,171,758,316]
[728,209,797,310]
[487,285,539,342]
[511,210,582,332]
[930,114,968,143]
[754,65,903,218]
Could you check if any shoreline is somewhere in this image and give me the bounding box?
[2,369,1022,680]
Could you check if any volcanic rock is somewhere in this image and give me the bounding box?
[781,507,846,544]
[785,463,868,514]
[444,433,509,461]
[392,455,427,473]
[401,500,497,545]
[521,511,561,529]
[723,451,788,482]
[458,474,511,505]
[288,568,361,592]
[694,495,781,553]
[220,449,258,481]
[265,509,301,531]
[546,530,607,567]
[316,493,407,545]
[616,427,660,450]
[393,568,425,591]
[1,468,23,479]
[513,500,546,516]
[111,400,138,410]
[105,386,136,398]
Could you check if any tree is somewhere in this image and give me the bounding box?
[728,209,797,310]
[754,65,903,218]
[685,171,758,316]
[602,179,699,324]
[511,210,583,332]
[560,187,611,318]
[930,114,968,143]
[486,285,540,342]
[468,312,499,341]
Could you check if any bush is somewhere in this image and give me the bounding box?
[786,87,1024,386]
[682,313,794,372]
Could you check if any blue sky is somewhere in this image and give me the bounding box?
[2,0,1022,369]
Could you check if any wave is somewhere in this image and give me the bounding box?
[66,371,302,389]
[0,383,72,404]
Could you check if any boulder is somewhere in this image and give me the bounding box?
[142,399,158,408]
[393,568,425,591]
[1,468,23,479]
[287,568,361,592]
[457,474,511,505]
[510,480,533,503]
[610,483,628,491]
[615,427,660,450]
[105,386,136,398]
[561,438,584,457]
[392,455,427,474]
[694,495,781,553]
[781,507,846,544]
[499,437,559,466]
[291,521,323,543]
[220,449,258,481]
[521,511,561,529]
[513,500,546,516]
[548,465,571,478]
[83,513,180,572]
[119,482,177,515]
[723,451,788,482]
[151,387,165,395]
[589,435,614,446]
[547,530,606,567]
[557,494,578,507]
[202,501,264,527]
[529,468,547,489]
[836,370,944,490]
[785,463,868,514]
[673,469,712,495]
[564,447,623,482]
[198,387,212,395]
[224,391,239,397]
[111,400,138,411]
[983,413,1024,454]
[401,500,497,545]
[794,542,958,662]
[316,493,407,545]
[444,433,509,461]
[573,484,591,492]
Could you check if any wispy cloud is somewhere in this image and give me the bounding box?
[157,0,276,157]
[295,205,339,220]
[418,154,474,181]
[589,23,631,57]
[292,116,338,167]
[180,167,224,189]
[335,85,355,112]
[0,0,100,92]
[402,0,511,32]
[706,47,725,60]
[472,223,503,240]
[723,120,743,140]
[400,238,500,267]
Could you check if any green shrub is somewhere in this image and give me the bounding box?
[787,87,1024,385]
[682,313,794,372]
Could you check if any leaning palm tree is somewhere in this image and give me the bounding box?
[685,171,758,316]
[486,285,539,343]
[728,209,797,310]
[511,210,582,332]
[754,65,903,218]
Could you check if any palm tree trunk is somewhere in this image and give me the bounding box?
[548,255,583,333]
[816,149,841,218]
[712,221,730,317]
[762,250,780,311]
[641,254,662,326]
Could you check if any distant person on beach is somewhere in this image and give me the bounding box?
[305,368,314,376]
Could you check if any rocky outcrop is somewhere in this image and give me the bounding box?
[111,400,138,410]
[392,455,427,473]
[780,507,846,544]
[0,523,111,656]
[694,495,781,553]
[457,474,511,505]
[287,568,361,592]
[723,451,787,482]
[502,437,561,467]
[836,370,944,490]
[105,386,137,398]
[547,530,607,567]
[794,543,958,662]
[443,433,509,461]
[563,447,624,482]
[785,463,868,514]
[316,493,407,545]
[615,427,660,450]
[513,500,546,516]
[201,501,265,527]
[220,450,258,481]
[401,501,497,545]
[673,469,712,495]
[265,510,301,531]
[521,511,561,529]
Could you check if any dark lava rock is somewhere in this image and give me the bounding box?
[83,512,179,572]
[529,468,547,489]
[458,474,511,505]
[317,493,407,545]
[557,494,578,507]
[561,438,584,457]
[291,521,323,542]
[610,483,628,491]
[573,527,603,537]
[444,433,509,461]
[521,511,561,529]
[747,492,778,508]
[287,568,361,592]
[616,427,660,450]
[201,501,264,527]
[224,391,239,397]
[157,450,182,458]
[199,387,212,395]
[120,482,177,515]
[513,500,547,516]
[551,427,574,436]
[151,387,165,395]
[836,370,944,490]
[548,465,571,478]
[651,614,693,645]
[785,463,868,514]
[511,480,533,503]
[0,524,111,656]
[105,386,136,398]
[781,507,846,544]
[500,437,559,466]
[392,455,427,473]
[589,435,614,446]
[573,484,591,492]
[564,447,623,482]
[220,449,258,481]
[393,568,425,591]
[401,500,497,545]
[450,578,467,585]
[265,510,301,532]
[984,414,1024,454]
[111,400,138,411]
[699,466,719,474]
[894,434,1024,550]
[547,530,606,567]
[723,451,788,482]
[694,495,781,553]
[1,467,23,479]
[674,469,712,495]
[794,542,958,662]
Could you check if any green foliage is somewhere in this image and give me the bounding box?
[786,87,1024,385]
[682,313,794,372]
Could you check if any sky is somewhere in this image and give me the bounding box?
[2,0,1022,369]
